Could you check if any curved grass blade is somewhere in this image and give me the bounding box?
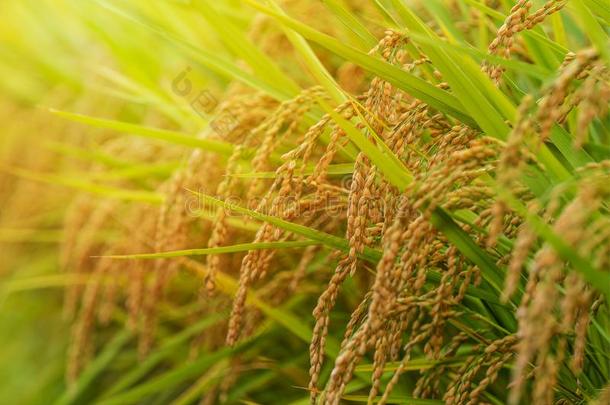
[584,0,610,25]
[1,274,90,294]
[389,0,573,183]
[231,163,354,179]
[189,192,506,306]
[2,166,164,204]
[184,259,340,354]
[321,0,379,50]
[0,228,62,244]
[95,0,295,101]
[102,314,225,396]
[419,0,465,42]
[54,329,132,405]
[44,141,130,168]
[569,1,610,63]
[319,97,413,190]
[168,360,227,405]
[93,0,358,160]
[86,162,179,181]
[93,66,199,127]
[405,31,551,80]
[340,394,443,405]
[189,191,382,263]
[430,210,505,292]
[320,96,513,310]
[463,0,570,56]
[265,0,345,103]
[243,0,475,126]
[97,347,234,405]
[370,0,400,26]
[50,110,234,155]
[354,355,469,373]
[496,184,610,302]
[197,2,301,96]
[389,0,515,133]
[101,240,321,260]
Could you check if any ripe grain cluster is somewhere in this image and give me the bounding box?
[0,0,608,404]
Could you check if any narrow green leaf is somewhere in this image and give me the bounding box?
[54,330,132,405]
[96,0,293,101]
[98,348,234,405]
[264,0,345,103]
[496,185,610,301]
[429,208,505,297]
[370,0,400,26]
[201,265,343,356]
[584,0,610,26]
[569,1,610,63]
[189,190,382,263]
[418,0,465,42]
[321,0,379,50]
[340,394,443,405]
[86,162,180,181]
[50,109,234,155]
[320,96,515,312]
[44,141,130,168]
[405,32,551,80]
[231,163,354,179]
[354,355,468,373]
[243,0,475,126]
[190,192,505,306]
[0,228,62,244]
[198,2,301,96]
[101,240,321,260]
[318,98,414,190]
[169,360,227,405]
[350,98,423,173]
[463,0,569,56]
[390,0,515,134]
[102,314,224,396]
[3,166,164,204]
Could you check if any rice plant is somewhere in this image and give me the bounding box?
[0,0,609,404]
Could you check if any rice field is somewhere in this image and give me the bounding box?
[0,0,609,404]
